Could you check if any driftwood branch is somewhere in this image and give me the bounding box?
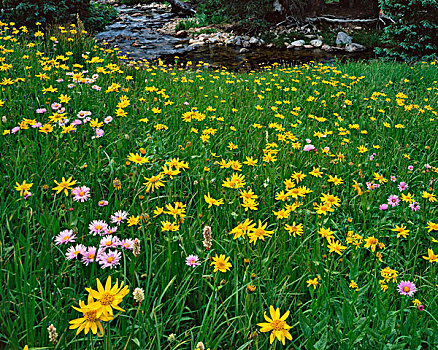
[306,16,379,23]
[379,14,395,24]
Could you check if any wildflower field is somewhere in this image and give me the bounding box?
[1,22,438,350]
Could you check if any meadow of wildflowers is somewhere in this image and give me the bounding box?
[1,20,438,350]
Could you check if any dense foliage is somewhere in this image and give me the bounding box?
[377,0,438,61]
[0,0,117,32]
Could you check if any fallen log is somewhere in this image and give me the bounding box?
[306,16,378,23]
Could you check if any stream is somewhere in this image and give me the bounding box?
[96,3,376,71]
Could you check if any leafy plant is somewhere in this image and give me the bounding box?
[377,0,438,61]
[0,0,117,32]
[82,1,118,33]
[0,0,90,28]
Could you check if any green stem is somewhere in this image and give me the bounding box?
[123,304,142,350]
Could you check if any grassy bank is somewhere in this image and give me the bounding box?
[1,23,438,350]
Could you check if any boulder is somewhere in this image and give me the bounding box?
[310,39,322,47]
[291,39,305,47]
[304,44,314,49]
[242,40,251,48]
[321,44,333,52]
[336,31,352,45]
[249,37,258,45]
[345,43,366,52]
[208,37,219,44]
[234,36,242,46]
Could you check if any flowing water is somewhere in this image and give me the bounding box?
[96,3,375,71]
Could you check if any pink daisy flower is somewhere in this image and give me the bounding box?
[98,200,108,207]
[186,255,201,267]
[95,128,104,138]
[72,119,82,126]
[398,281,416,296]
[66,244,86,260]
[303,144,315,152]
[98,249,121,269]
[36,108,47,114]
[77,111,91,119]
[398,182,408,192]
[387,194,400,207]
[379,204,388,211]
[390,176,397,182]
[111,210,129,225]
[72,186,91,202]
[99,235,121,249]
[51,102,61,110]
[32,122,43,128]
[103,226,118,235]
[54,229,76,245]
[104,116,113,124]
[89,220,108,235]
[12,127,20,134]
[81,247,97,265]
[409,202,420,211]
[408,165,414,171]
[120,239,134,250]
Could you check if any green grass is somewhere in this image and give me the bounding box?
[1,23,438,350]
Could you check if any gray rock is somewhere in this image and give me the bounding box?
[188,42,204,49]
[208,37,219,44]
[266,43,274,48]
[321,44,333,52]
[310,39,322,47]
[239,48,250,53]
[345,43,366,52]
[188,40,204,47]
[336,31,352,45]
[242,40,251,48]
[304,34,315,39]
[291,39,305,47]
[258,38,265,46]
[304,44,314,49]
[234,37,242,46]
[249,37,258,45]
